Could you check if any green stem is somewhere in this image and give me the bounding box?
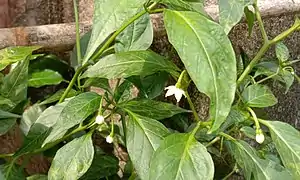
[222,164,238,180]
[0,153,13,158]
[58,64,88,103]
[219,132,236,141]
[121,113,127,146]
[185,91,201,122]
[254,2,269,43]
[73,0,82,64]
[257,68,279,84]
[247,107,260,129]
[89,2,158,62]
[237,20,300,85]
[149,8,164,14]
[205,136,221,147]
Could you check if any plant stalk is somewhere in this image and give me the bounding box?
[73,0,82,65]
[58,2,158,103]
[237,20,300,85]
[185,91,201,122]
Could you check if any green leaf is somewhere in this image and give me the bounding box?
[220,107,250,131]
[114,80,135,103]
[156,0,206,14]
[48,134,94,180]
[240,126,256,139]
[39,89,78,105]
[241,84,278,107]
[128,72,169,99]
[28,69,64,88]
[126,111,170,179]
[0,96,15,108]
[149,133,214,180]
[0,109,21,119]
[0,118,16,135]
[276,42,289,63]
[82,78,112,94]
[82,0,147,64]
[80,154,119,180]
[26,174,48,180]
[20,104,44,135]
[14,102,68,157]
[118,99,189,120]
[244,6,255,36]
[43,92,101,146]
[0,163,25,180]
[164,10,236,132]
[280,69,294,93]
[29,54,70,78]
[82,51,180,79]
[70,31,91,68]
[0,46,41,71]
[226,140,292,180]
[1,58,29,104]
[261,120,300,179]
[219,0,253,34]
[115,13,153,52]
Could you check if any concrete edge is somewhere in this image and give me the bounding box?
[0,0,299,50]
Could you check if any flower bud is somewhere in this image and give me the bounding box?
[256,131,265,144]
[95,115,105,124]
[106,135,113,143]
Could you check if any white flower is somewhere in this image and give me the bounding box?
[256,133,265,144]
[165,85,186,102]
[95,115,105,124]
[106,135,113,143]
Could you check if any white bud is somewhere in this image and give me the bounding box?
[106,135,113,143]
[95,115,105,124]
[256,133,265,144]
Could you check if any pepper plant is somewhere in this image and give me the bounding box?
[1,0,300,179]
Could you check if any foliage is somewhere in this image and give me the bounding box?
[0,0,300,179]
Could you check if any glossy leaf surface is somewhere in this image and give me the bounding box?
[48,134,94,180]
[28,69,64,88]
[262,120,300,179]
[115,13,153,52]
[276,42,289,63]
[157,0,205,14]
[242,84,277,107]
[82,51,180,79]
[226,140,292,180]
[0,163,25,180]
[1,58,29,104]
[0,46,40,71]
[164,10,236,132]
[80,154,119,180]
[43,92,101,146]
[82,0,147,64]
[126,111,169,179]
[20,104,43,135]
[14,102,68,156]
[39,89,78,105]
[219,0,253,34]
[26,174,48,180]
[149,133,214,180]
[0,118,16,135]
[82,78,112,94]
[0,109,21,119]
[118,99,189,120]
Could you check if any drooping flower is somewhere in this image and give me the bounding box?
[95,115,105,124]
[106,135,114,144]
[165,85,186,102]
